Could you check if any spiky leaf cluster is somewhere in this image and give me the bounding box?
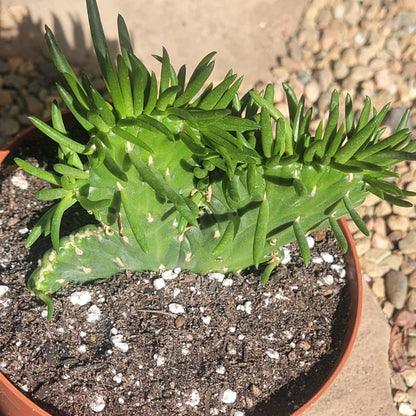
[17,0,416,319]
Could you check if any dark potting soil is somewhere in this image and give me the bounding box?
[0,135,350,416]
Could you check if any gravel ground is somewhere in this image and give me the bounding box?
[1,0,416,415]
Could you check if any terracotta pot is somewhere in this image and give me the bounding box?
[0,121,362,416]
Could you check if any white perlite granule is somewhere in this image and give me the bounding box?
[153,277,166,290]
[266,348,280,359]
[110,334,129,353]
[68,291,92,306]
[11,171,29,189]
[112,373,123,384]
[89,394,106,412]
[162,269,179,280]
[168,303,185,314]
[220,389,237,404]
[321,252,334,263]
[86,305,101,322]
[208,272,225,282]
[306,236,315,248]
[0,286,9,297]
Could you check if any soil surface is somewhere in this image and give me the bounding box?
[0,135,349,415]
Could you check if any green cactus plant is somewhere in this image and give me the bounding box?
[16,0,416,320]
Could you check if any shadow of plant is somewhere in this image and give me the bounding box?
[0,5,117,147]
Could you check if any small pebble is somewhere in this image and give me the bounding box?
[399,402,416,416]
[399,232,416,255]
[407,335,416,357]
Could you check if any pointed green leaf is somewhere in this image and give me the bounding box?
[138,114,174,140]
[129,155,198,226]
[53,163,89,179]
[87,0,109,73]
[329,217,348,253]
[397,108,411,131]
[293,217,310,265]
[157,85,180,111]
[117,54,134,117]
[317,90,339,158]
[260,106,274,158]
[158,47,171,94]
[51,193,77,251]
[262,260,278,284]
[253,195,269,268]
[366,150,416,165]
[345,93,354,138]
[334,103,389,164]
[199,73,237,110]
[117,14,133,56]
[29,116,91,154]
[175,59,215,107]
[282,83,298,123]
[56,85,95,131]
[132,62,148,116]
[356,96,372,132]
[119,186,149,253]
[343,195,369,236]
[383,193,413,207]
[110,127,153,153]
[143,72,158,115]
[25,206,57,247]
[35,188,69,201]
[104,153,128,182]
[214,116,258,132]
[357,129,411,160]
[213,216,239,256]
[61,72,90,110]
[103,51,126,118]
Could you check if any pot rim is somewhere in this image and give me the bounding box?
[0,121,363,416]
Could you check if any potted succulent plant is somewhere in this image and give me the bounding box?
[0,0,415,414]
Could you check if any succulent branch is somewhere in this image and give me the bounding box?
[17,0,415,319]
